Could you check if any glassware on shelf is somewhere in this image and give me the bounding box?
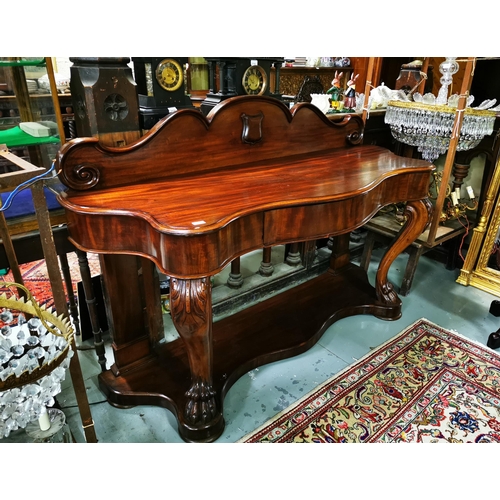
[310,93,331,114]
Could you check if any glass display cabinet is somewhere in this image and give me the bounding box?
[0,57,97,443]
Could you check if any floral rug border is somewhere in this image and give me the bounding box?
[240,318,500,443]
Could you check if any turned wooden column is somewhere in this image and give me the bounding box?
[286,242,302,266]
[58,252,81,337]
[75,250,106,371]
[227,257,243,288]
[259,246,274,276]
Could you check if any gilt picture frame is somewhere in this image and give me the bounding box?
[457,151,500,296]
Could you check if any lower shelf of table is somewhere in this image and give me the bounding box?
[98,263,402,442]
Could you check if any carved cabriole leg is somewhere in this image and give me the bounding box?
[375,199,432,305]
[169,277,223,436]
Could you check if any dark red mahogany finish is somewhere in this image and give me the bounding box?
[56,96,434,442]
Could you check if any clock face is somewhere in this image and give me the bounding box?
[155,58,183,92]
[242,65,267,95]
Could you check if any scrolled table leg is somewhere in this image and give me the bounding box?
[169,277,224,441]
[375,199,432,305]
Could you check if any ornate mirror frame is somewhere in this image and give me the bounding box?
[457,152,500,296]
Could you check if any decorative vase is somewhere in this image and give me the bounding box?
[310,94,331,114]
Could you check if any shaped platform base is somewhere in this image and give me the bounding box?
[98,263,401,442]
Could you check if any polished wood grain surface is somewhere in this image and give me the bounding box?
[57,97,432,278]
[56,95,434,442]
[59,146,430,232]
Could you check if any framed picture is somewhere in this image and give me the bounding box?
[458,151,500,296]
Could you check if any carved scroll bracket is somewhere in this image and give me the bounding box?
[58,163,101,191]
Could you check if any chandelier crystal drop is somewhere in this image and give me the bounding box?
[0,285,74,439]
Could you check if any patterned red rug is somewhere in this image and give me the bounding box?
[241,318,500,443]
[0,253,101,310]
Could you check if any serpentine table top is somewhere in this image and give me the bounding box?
[56,96,434,442]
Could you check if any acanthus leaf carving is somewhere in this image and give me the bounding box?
[170,277,220,427]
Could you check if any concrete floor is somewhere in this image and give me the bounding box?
[4,240,498,500]
[50,244,500,444]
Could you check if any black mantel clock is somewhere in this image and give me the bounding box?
[132,57,193,129]
[200,57,284,116]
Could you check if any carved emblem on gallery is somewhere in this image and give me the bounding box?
[241,112,264,144]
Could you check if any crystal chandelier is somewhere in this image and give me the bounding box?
[385,57,498,162]
[0,283,74,439]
